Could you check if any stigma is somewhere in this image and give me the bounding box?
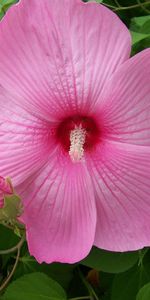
[69,124,86,162]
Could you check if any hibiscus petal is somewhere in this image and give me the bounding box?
[0,0,131,119]
[96,49,150,145]
[17,152,96,263]
[87,141,150,251]
[0,96,54,185]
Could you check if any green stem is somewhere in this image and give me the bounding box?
[114,0,121,7]
[90,288,99,300]
[114,1,150,11]
[0,233,25,255]
[0,233,25,292]
[137,0,150,13]
[138,248,149,266]
[78,268,99,300]
[102,3,116,9]
[69,297,92,300]
[0,247,20,292]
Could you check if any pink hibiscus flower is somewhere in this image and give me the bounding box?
[0,0,150,264]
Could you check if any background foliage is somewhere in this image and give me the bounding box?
[0,0,150,299]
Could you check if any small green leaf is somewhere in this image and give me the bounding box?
[0,194,23,222]
[0,0,18,10]
[2,272,67,300]
[82,247,138,273]
[131,31,149,45]
[140,20,150,35]
[0,0,18,20]
[136,283,150,300]
[130,16,150,45]
[130,16,150,33]
[132,35,150,56]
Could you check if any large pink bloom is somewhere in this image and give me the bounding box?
[0,0,150,263]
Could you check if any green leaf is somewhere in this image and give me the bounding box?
[140,20,150,35]
[0,224,19,250]
[0,0,18,20]
[81,247,138,273]
[2,272,67,300]
[130,16,150,45]
[0,0,18,9]
[14,254,75,290]
[0,9,4,19]
[136,283,150,300]
[130,16,150,33]
[111,250,150,300]
[132,35,150,55]
[111,266,142,300]
[131,31,149,45]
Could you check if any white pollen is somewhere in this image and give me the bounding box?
[69,124,86,162]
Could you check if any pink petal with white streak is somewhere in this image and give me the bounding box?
[95,49,150,145]
[17,151,96,263]
[0,0,131,120]
[87,141,150,251]
[0,96,55,186]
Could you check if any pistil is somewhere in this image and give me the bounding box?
[69,124,86,162]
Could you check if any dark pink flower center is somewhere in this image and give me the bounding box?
[56,115,100,160]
